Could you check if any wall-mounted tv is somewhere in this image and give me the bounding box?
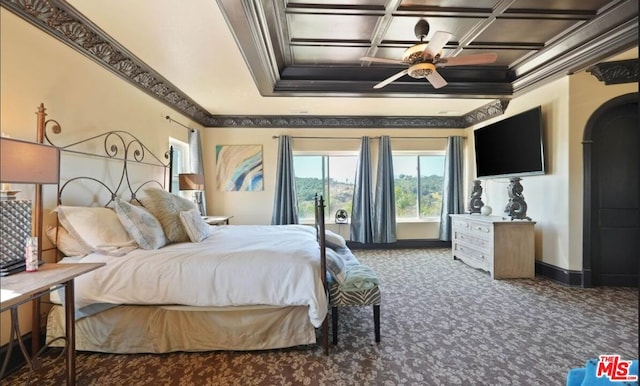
[473,106,545,179]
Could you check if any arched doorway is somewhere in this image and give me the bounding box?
[582,93,639,287]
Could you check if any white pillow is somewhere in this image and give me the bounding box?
[114,199,168,249]
[55,206,137,256]
[325,229,347,250]
[141,188,197,243]
[46,225,92,257]
[179,209,212,242]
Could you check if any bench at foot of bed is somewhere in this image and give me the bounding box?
[329,266,381,344]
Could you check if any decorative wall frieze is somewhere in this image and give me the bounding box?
[587,59,639,85]
[1,0,211,125]
[1,0,509,129]
[461,99,510,127]
[204,99,509,128]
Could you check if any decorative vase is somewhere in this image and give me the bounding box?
[467,180,484,214]
[480,205,492,216]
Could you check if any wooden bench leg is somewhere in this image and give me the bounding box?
[332,307,338,344]
[373,305,380,343]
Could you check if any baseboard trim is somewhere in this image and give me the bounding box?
[347,242,585,286]
[535,261,583,286]
[346,240,451,249]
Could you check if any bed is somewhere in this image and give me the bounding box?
[41,122,331,355]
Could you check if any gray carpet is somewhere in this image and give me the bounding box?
[3,248,638,385]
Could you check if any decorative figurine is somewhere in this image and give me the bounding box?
[467,180,485,214]
[504,177,531,220]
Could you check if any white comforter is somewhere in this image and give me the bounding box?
[58,225,328,327]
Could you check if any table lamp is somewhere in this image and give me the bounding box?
[178,173,205,215]
[0,137,60,271]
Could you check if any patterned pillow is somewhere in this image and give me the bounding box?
[326,248,346,284]
[141,188,197,243]
[114,199,168,249]
[179,209,212,242]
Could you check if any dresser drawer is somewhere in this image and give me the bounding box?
[452,229,492,252]
[452,242,491,271]
[453,218,493,240]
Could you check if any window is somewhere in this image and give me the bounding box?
[293,155,358,220]
[169,138,189,193]
[393,153,445,219]
[294,151,445,222]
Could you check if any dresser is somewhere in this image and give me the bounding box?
[450,214,535,279]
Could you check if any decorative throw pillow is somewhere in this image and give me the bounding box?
[325,229,347,250]
[55,206,137,256]
[114,199,168,249]
[179,209,212,242]
[326,248,346,284]
[141,187,197,243]
[45,225,92,257]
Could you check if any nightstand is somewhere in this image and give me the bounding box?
[1,262,105,385]
[202,215,233,225]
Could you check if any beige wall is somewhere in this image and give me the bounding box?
[567,69,637,270]
[0,9,200,345]
[467,77,572,269]
[1,6,637,347]
[467,68,636,271]
[201,127,466,239]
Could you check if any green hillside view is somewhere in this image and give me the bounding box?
[296,175,444,219]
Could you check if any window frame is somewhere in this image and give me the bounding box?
[392,150,446,221]
[293,149,446,223]
[169,137,190,193]
[293,151,359,222]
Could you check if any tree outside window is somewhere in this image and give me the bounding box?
[294,155,357,221]
[294,152,444,221]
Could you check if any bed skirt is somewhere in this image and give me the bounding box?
[46,304,316,354]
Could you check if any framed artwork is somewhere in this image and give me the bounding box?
[216,145,264,191]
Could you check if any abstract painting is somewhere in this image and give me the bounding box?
[216,145,264,191]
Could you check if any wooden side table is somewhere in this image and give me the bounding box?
[202,215,233,225]
[0,263,104,385]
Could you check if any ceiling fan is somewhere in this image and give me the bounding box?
[361,19,498,89]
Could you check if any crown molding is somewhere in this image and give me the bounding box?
[587,59,640,85]
[204,99,509,128]
[1,0,507,129]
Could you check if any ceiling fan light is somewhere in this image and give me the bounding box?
[402,43,429,64]
[408,62,436,79]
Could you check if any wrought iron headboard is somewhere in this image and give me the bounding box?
[45,127,173,207]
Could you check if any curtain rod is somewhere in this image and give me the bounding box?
[271,135,465,140]
[166,115,196,132]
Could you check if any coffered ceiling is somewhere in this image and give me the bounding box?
[1,0,637,128]
[219,0,637,98]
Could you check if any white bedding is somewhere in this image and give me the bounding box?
[55,224,328,327]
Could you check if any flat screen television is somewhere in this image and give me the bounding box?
[473,106,545,179]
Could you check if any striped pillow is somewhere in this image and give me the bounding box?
[326,248,346,284]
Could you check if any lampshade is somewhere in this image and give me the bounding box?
[0,137,59,184]
[178,173,204,191]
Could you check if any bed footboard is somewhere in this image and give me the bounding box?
[314,195,329,355]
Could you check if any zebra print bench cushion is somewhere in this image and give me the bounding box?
[329,281,381,307]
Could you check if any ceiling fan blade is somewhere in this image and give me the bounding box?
[360,56,404,65]
[423,31,452,60]
[373,69,409,89]
[426,70,448,89]
[438,52,498,67]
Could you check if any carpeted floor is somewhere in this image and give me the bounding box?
[3,248,638,385]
